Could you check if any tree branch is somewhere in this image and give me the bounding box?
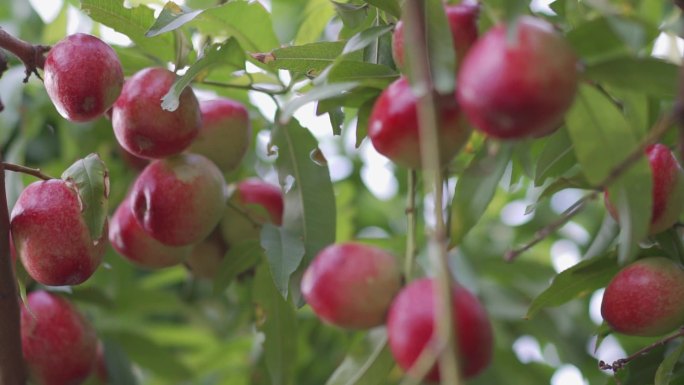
[2,163,55,181]
[0,152,27,385]
[0,28,49,82]
[598,328,684,373]
[0,50,8,112]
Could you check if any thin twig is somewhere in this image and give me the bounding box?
[2,162,55,180]
[226,200,262,227]
[0,28,49,82]
[404,170,418,281]
[598,328,684,373]
[198,80,288,95]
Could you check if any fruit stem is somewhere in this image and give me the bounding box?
[0,27,49,82]
[402,1,461,384]
[0,151,28,385]
[2,162,54,181]
[404,170,418,281]
[598,327,684,373]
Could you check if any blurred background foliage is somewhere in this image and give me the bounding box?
[2,0,684,384]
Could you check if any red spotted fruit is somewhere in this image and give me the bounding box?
[457,16,578,139]
[21,290,98,385]
[301,242,401,329]
[44,33,123,122]
[11,180,106,286]
[109,196,191,269]
[130,153,226,247]
[112,67,201,159]
[601,257,684,337]
[387,278,493,381]
[368,76,470,169]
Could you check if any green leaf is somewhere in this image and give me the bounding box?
[566,85,651,263]
[261,223,305,298]
[585,57,679,98]
[254,264,298,385]
[280,82,360,123]
[653,229,684,264]
[526,253,619,319]
[191,1,280,53]
[364,0,400,18]
[161,38,245,111]
[333,1,368,29]
[271,0,309,43]
[327,62,396,88]
[267,42,362,75]
[102,339,139,385]
[449,142,513,247]
[80,0,175,62]
[655,342,684,385]
[145,1,203,37]
[61,153,109,242]
[325,329,394,385]
[293,0,336,45]
[270,119,337,305]
[534,128,577,186]
[212,239,263,295]
[356,98,376,148]
[343,25,394,54]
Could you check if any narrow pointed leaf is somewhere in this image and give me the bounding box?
[61,153,109,242]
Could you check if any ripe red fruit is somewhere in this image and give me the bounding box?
[392,1,479,68]
[368,76,470,169]
[601,257,684,337]
[301,243,401,329]
[387,278,493,381]
[44,33,123,122]
[109,196,191,269]
[130,153,226,246]
[220,178,284,245]
[112,67,201,159]
[11,179,106,286]
[21,291,98,385]
[457,16,578,139]
[188,99,252,173]
[604,144,684,235]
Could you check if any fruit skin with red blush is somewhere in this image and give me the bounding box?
[130,153,226,247]
[387,278,493,382]
[368,76,470,169]
[109,196,191,269]
[20,290,98,385]
[188,99,252,173]
[220,178,284,245]
[10,179,106,286]
[44,33,123,122]
[392,1,479,69]
[604,143,684,235]
[601,257,684,337]
[301,242,401,329]
[457,16,578,139]
[112,67,201,159]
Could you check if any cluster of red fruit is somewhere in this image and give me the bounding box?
[11,32,284,385]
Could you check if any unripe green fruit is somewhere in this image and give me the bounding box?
[220,179,283,245]
[601,257,684,337]
[185,229,228,279]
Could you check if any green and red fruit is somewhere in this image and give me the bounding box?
[21,291,98,385]
[109,196,191,269]
[301,243,401,329]
[11,179,106,286]
[130,153,226,247]
[601,257,684,337]
[457,16,578,139]
[368,76,470,169]
[112,67,201,159]
[188,99,252,173]
[605,144,684,235]
[220,178,283,245]
[387,278,493,381]
[184,228,228,279]
[44,33,123,122]
[392,1,479,68]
